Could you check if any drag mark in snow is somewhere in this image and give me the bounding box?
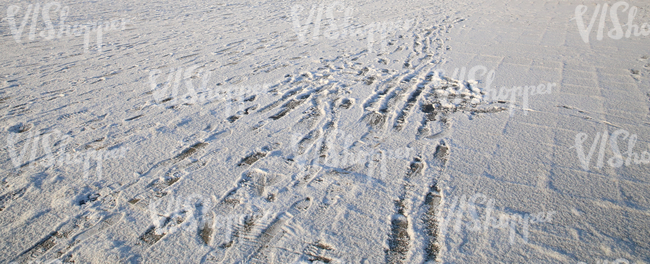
[200,169,289,261]
[362,73,400,111]
[265,82,330,122]
[257,86,306,114]
[173,142,208,162]
[124,114,143,121]
[394,72,434,131]
[270,95,310,120]
[247,197,312,262]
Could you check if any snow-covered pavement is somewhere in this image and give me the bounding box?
[1,0,649,263]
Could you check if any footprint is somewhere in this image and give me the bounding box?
[12,212,123,264]
[303,240,336,263]
[238,151,267,167]
[0,187,27,212]
[41,213,125,262]
[423,183,441,262]
[387,213,411,264]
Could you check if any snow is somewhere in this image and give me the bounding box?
[1,0,649,263]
